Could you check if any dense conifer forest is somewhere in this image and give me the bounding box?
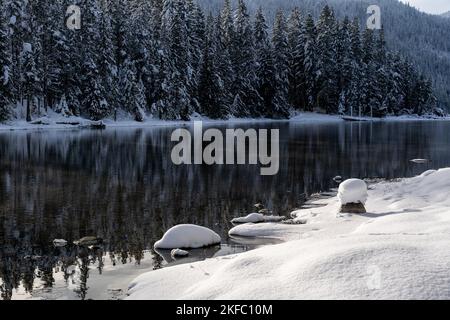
[0,0,442,123]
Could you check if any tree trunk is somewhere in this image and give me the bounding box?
[26,97,32,122]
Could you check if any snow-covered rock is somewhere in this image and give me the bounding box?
[53,239,67,247]
[154,224,221,249]
[337,179,368,205]
[74,236,102,246]
[231,213,265,223]
[231,213,285,224]
[171,249,189,258]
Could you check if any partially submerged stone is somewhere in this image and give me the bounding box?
[53,239,68,247]
[171,249,189,258]
[74,236,103,246]
[340,202,367,214]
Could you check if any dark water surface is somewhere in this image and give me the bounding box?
[1,120,450,299]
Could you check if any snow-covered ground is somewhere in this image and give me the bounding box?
[127,168,450,300]
[2,111,449,132]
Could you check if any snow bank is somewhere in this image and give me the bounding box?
[154,224,221,250]
[231,213,285,224]
[337,179,368,205]
[128,169,450,300]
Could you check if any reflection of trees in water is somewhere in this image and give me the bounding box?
[0,127,296,299]
[1,122,450,299]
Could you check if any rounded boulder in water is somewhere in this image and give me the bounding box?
[154,224,221,249]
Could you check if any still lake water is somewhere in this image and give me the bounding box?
[1,120,450,299]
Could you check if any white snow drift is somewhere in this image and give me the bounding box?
[154,224,221,250]
[128,168,450,300]
[337,178,368,204]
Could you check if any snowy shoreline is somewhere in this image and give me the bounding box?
[1,112,449,132]
[127,168,450,300]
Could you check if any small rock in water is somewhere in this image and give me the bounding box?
[333,175,343,182]
[171,249,189,258]
[340,202,367,214]
[232,213,265,224]
[258,208,271,215]
[410,159,431,164]
[53,239,68,247]
[74,236,103,246]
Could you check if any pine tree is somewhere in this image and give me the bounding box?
[27,0,46,117]
[118,59,147,121]
[197,13,228,119]
[230,0,262,117]
[4,0,26,102]
[55,0,81,116]
[97,5,116,114]
[0,0,12,122]
[287,7,306,110]
[316,6,339,114]
[20,42,37,122]
[303,14,316,112]
[336,16,353,115]
[347,18,363,116]
[186,0,205,113]
[271,9,290,118]
[31,0,61,113]
[214,5,234,109]
[254,7,276,117]
[80,0,109,120]
[157,0,192,120]
[220,0,234,51]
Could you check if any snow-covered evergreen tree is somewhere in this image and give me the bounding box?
[79,0,109,120]
[230,0,262,117]
[0,0,12,122]
[271,9,290,118]
[20,42,39,122]
[197,13,228,119]
[5,0,26,102]
[303,14,316,112]
[315,5,339,114]
[286,7,306,110]
[0,0,442,122]
[254,7,275,117]
[156,0,192,120]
